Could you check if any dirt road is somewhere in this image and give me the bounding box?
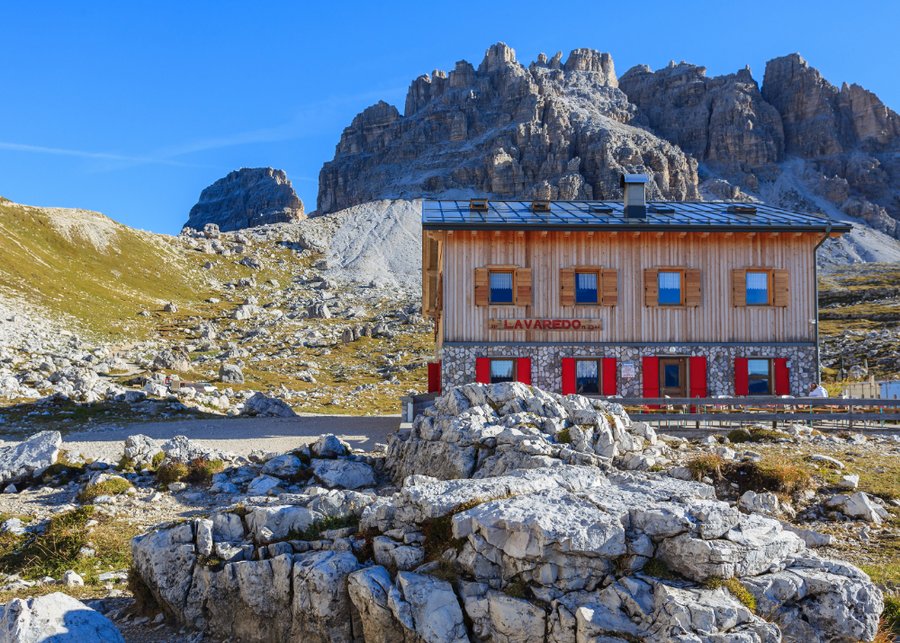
[1,415,401,461]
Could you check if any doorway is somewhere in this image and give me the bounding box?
[659,358,687,397]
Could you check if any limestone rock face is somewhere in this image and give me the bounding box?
[318,42,698,213]
[619,62,784,171]
[0,431,61,487]
[184,168,305,232]
[0,592,124,642]
[128,384,885,643]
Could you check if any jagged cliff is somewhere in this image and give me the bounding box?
[318,43,699,213]
[318,44,900,261]
[184,167,305,232]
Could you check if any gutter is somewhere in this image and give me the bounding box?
[422,222,852,234]
[813,220,834,384]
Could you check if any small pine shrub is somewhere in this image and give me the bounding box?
[185,458,224,484]
[156,461,190,485]
[556,428,572,444]
[641,558,681,581]
[150,451,166,469]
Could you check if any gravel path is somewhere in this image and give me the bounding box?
[0,415,400,461]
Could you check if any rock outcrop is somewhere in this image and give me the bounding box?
[129,384,884,642]
[318,43,699,213]
[0,592,125,642]
[184,168,305,232]
[619,54,900,243]
[0,431,61,488]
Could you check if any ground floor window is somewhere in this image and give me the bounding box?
[575,359,601,394]
[489,359,516,383]
[747,358,772,395]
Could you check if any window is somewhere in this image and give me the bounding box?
[489,359,516,383]
[575,271,599,304]
[489,271,514,304]
[747,359,771,395]
[663,363,681,388]
[658,271,682,305]
[575,359,601,394]
[746,271,770,305]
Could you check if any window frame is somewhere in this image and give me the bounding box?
[574,358,602,395]
[747,358,773,396]
[488,269,516,306]
[745,269,774,306]
[489,358,517,384]
[574,269,601,305]
[657,269,685,306]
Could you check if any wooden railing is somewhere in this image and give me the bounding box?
[620,396,900,428]
[402,394,900,428]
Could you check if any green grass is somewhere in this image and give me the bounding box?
[686,454,726,481]
[641,558,682,581]
[288,514,360,541]
[0,507,139,584]
[704,577,757,612]
[77,476,132,502]
[155,461,190,484]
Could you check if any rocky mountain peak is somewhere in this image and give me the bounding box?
[183,167,305,232]
[317,42,698,214]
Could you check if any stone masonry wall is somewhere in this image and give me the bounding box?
[440,343,818,397]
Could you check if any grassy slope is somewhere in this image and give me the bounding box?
[0,199,212,339]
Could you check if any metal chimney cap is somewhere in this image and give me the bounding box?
[621,173,649,185]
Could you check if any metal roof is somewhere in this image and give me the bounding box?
[422,200,851,233]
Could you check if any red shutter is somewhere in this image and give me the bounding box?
[774,358,790,395]
[642,357,659,398]
[517,358,532,385]
[561,358,576,395]
[689,356,707,398]
[734,357,749,396]
[427,362,442,394]
[602,358,617,396]
[475,358,491,384]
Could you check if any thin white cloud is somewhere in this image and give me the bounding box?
[0,141,195,166]
[0,85,406,173]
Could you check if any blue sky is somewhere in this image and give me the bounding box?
[1,1,897,234]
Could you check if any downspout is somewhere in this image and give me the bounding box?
[813,221,833,384]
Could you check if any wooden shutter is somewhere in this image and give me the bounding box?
[427,362,442,394]
[642,357,659,397]
[602,358,617,396]
[774,358,790,395]
[561,358,576,395]
[732,269,747,307]
[689,356,707,398]
[734,357,749,396]
[474,268,489,306]
[515,268,532,306]
[684,268,700,307]
[644,269,659,307]
[684,269,701,307]
[516,357,532,385]
[773,270,789,307]
[560,268,575,306]
[475,358,491,384]
[601,269,618,306]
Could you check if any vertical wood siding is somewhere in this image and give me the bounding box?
[436,230,818,343]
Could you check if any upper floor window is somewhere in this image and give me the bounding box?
[489,271,514,304]
[746,271,770,305]
[490,359,516,383]
[575,271,599,304]
[748,358,771,395]
[657,270,683,305]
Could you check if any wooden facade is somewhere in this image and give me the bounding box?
[424,229,825,347]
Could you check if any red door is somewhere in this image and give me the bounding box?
[427,362,442,394]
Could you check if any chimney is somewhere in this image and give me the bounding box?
[621,173,648,219]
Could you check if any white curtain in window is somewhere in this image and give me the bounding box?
[746,272,768,302]
[576,272,597,291]
[658,272,681,289]
[490,272,513,290]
